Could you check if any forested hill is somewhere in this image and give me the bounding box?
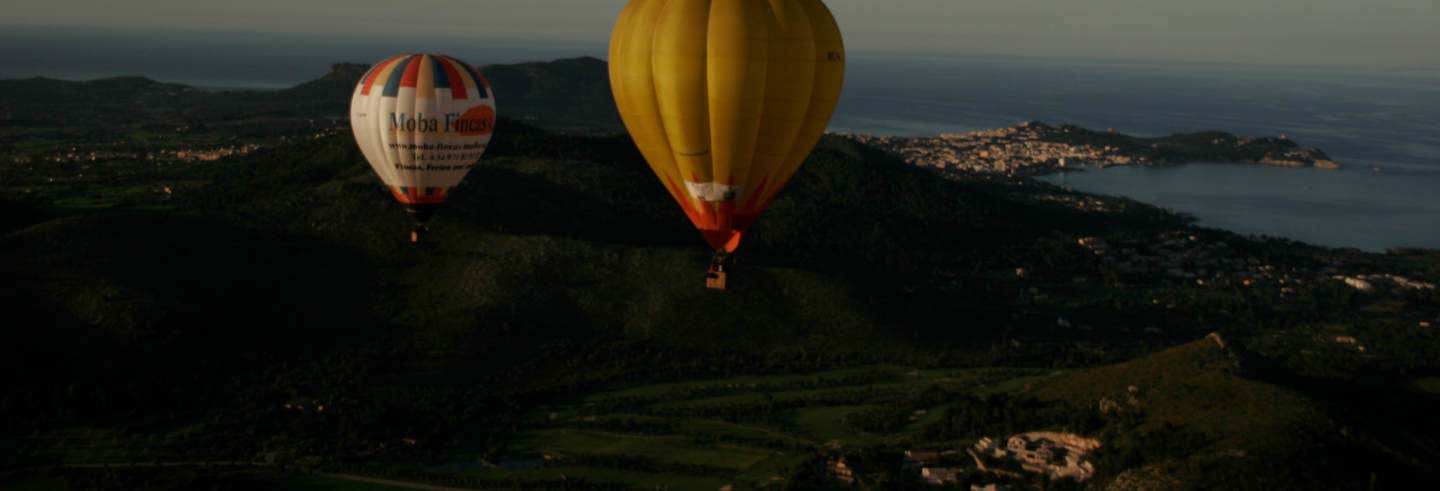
[278,57,619,131]
[3,112,1439,487]
[481,57,619,130]
[0,56,620,131]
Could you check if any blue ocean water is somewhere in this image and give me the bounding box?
[831,54,1440,251]
[1038,164,1439,251]
[3,28,1436,250]
[834,54,1440,172]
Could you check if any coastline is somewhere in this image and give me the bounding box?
[849,121,1340,177]
[848,122,1440,252]
[1034,162,1440,252]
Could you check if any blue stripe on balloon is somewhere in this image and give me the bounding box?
[462,63,489,99]
[382,56,415,97]
[430,55,450,89]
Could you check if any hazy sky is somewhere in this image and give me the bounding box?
[5,0,1437,69]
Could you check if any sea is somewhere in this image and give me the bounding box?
[4,27,1437,251]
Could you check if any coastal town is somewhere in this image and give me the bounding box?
[1059,229,1435,298]
[849,431,1104,488]
[11,143,266,166]
[0,129,346,189]
[849,121,1340,176]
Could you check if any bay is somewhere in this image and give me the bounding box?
[4,28,1436,250]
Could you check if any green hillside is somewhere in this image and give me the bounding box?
[2,62,1439,489]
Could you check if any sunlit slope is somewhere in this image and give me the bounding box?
[354,338,1426,489]
[536,338,1432,489]
[4,120,1437,488]
[1027,337,1349,489]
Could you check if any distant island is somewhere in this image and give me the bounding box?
[851,121,1340,176]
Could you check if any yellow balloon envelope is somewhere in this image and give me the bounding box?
[610,0,845,253]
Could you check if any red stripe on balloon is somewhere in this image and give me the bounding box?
[440,55,482,98]
[389,185,449,205]
[716,201,735,232]
[399,54,424,88]
[360,55,404,96]
[435,56,469,100]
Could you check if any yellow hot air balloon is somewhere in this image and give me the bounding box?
[350,54,497,242]
[609,0,845,288]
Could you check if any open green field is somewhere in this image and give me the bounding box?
[495,366,1037,488]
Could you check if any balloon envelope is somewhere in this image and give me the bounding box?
[350,54,496,214]
[610,0,845,253]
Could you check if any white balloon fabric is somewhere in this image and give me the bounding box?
[350,54,496,208]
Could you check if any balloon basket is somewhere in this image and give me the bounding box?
[706,265,728,291]
[404,204,440,246]
[706,253,729,291]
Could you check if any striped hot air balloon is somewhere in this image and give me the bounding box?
[350,54,497,242]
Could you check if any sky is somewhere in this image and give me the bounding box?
[3,0,1438,69]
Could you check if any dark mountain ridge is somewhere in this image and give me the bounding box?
[0,57,620,131]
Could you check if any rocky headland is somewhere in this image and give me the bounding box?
[850,122,1340,176]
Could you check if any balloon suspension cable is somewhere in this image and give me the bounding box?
[706,251,731,291]
[404,204,441,245]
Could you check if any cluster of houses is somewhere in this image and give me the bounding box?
[849,122,1137,176]
[20,130,338,171]
[902,450,966,485]
[897,432,1100,487]
[1068,230,1437,302]
[170,144,263,162]
[279,401,326,413]
[1057,230,1344,296]
[850,121,1337,177]
[825,459,856,485]
[973,432,1102,481]
[1333,274,1436,293]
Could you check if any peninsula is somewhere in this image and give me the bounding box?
[850,122,1340,176]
